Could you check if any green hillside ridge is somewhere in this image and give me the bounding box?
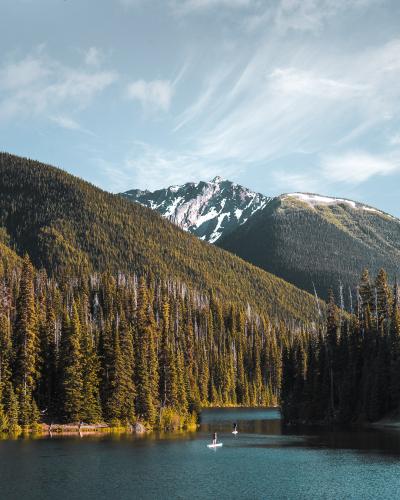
[218,194,400,301]
[0,153,321,324]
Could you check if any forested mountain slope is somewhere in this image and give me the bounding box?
[0,153,320,324]
[218,193,400,301]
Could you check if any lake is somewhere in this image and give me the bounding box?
[1,408,400,499]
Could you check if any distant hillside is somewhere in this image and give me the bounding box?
[218,193,400,301]
[0,153,321,324]
[121,176,269,243]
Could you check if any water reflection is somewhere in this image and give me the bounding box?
[200,407,400,459]
[200,407,282,436]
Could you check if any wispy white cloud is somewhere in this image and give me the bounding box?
[50,115,82,131]
[0,49,118,122]
[0,53,50,90]
[118,0,255,11]
[270,150,400,196]
[99,141,241,192]
[321,151,399,184]
[170,0,254,14]
[126,80,174,112]
[49,115,94,135]
[176,35,400,171]
[84,47,103,67]
[173,64,235,131]
[272,170,321,193]
[269,67,368,100]
[390,133,400,145]
[246,0,383,34]
[117,0,143,6]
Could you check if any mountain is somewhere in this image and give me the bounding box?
[0,153,321,324]
[218,192,400,301]
[121,176,269,243]
[121,176,400,301]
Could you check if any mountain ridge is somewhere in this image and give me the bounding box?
[121,177,400,300]
[0,152,322,324]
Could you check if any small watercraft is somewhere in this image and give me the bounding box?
[232,430,238,435]
[207,442,223,448]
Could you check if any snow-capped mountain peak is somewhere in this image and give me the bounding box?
[121,178,270,243]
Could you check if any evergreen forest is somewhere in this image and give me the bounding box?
[281,269,400,425]
[0,249,285,432]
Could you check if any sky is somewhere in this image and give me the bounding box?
[1,0,400,216]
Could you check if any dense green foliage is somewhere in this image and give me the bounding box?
[281,269,400,425]
[0,153,321,324]
[218,196,400,300]
[0,251,285,430]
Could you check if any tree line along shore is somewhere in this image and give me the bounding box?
[2,250,398,435]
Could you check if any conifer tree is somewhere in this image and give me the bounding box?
[14,255,39,427]
[106,318,135,424]
[5,385,21,433]
[80,326,102,423]
[359,269,373,311]
[326,290,339,419]
[389,283,400,410]
[135,278,157,426]
[37,299,57,418]
[375,269,392,329]
[59,304,83,422]
[0,311,12,422]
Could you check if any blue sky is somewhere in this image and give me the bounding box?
[1,0,400,215]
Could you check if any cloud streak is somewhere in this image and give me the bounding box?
[321,151,399,184]
[84,47,103,67]
[126,79,174,112]
[173,35,400,176]
[271,150,400,196]
[170,0,254,14]
[0,49,118,122]
[100,141,241,192]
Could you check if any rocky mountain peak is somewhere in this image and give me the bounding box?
[121,178,270,243]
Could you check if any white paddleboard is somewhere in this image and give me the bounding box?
[207,443,223,448]
[232,430,238,435]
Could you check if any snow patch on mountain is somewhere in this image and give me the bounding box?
[121,177,270,243]
[283,193,387,215]
[234,208,243,220]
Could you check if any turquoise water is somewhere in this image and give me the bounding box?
[1,408,400,499]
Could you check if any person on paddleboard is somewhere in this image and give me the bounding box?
[212,432,217,445]
[233,422,237,432]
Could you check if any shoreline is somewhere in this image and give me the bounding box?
[1,406,279,437]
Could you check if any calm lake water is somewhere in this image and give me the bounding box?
[1,408,400,499]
